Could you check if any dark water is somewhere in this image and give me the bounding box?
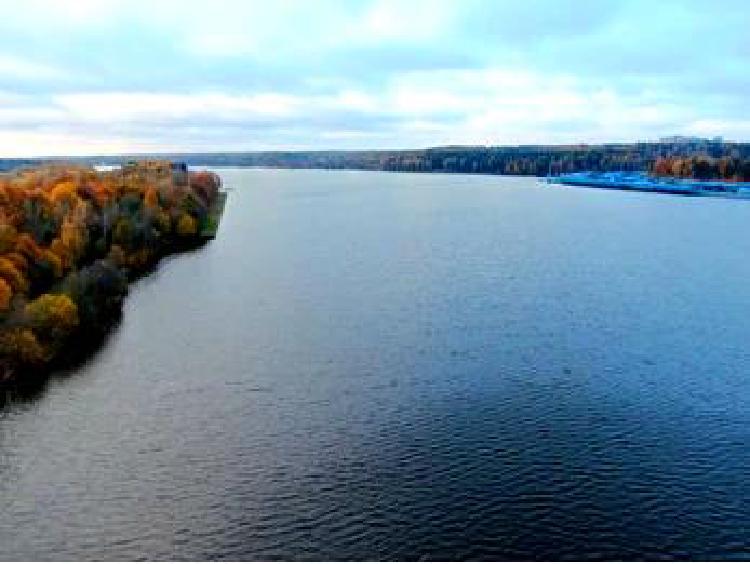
[1,169,748,560]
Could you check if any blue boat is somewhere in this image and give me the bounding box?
[544,171,750,199]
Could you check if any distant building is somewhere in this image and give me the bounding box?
[659,135,707,144]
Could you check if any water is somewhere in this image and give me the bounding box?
[1,169,748,560]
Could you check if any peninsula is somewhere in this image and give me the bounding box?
[0,160,226,386]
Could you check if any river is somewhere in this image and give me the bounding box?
[0,169,747,560]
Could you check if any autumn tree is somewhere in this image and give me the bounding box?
[0,160,222,380]
[0,278,11,312]
[176,213,197,236]
[25,293,79,342]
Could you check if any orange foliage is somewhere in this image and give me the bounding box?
[0,328,46,365]
[144,186,159,209]
[5,252,27,271]
[0,224,16,253]
[0,257,28,293]
[15,234,42,261]
[49,180,78,203]
[0,278,11,311]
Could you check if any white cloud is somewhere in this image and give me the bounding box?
[0,0,746,153]
[0,129,162,158]
[0,54,65,81]
[54,92,303,122]
[184,33,258,57]
[356,0,456,42]
[43,0,125,26]
[684,119,750,140]
[0,67,708,155]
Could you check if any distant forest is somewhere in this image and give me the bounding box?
[4,138,750,180]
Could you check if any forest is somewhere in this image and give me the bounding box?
[0,161,223,384]
[651,155,750,181]
[3,139,749,180]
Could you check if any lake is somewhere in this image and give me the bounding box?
[0,169,748,560]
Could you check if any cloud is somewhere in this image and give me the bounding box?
[0,0,748,155]
[54,92,304,122]
[0,54,65,81]
[355,0,457,42]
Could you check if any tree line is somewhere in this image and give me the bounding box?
[74,139,750,178]
[4,139,748,180]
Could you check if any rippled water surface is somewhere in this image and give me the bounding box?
[1,169,748,560]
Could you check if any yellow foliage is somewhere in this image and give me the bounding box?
[25,293,79,335]
[49,239,69,269]
[156,210,171,233]
[176,213,197,236]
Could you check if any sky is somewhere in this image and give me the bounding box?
[0,0,748,156]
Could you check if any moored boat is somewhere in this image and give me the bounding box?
[545,171,750,198]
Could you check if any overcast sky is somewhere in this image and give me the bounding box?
[0,0,748,156]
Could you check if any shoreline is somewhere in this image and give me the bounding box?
[0,239,210,395]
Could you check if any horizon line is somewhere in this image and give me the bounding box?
[0,136,741,161]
